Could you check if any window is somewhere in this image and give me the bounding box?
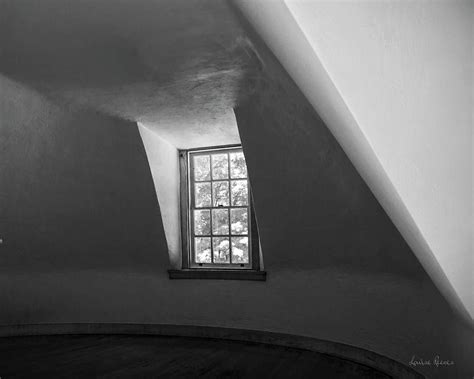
[172,145,264,280]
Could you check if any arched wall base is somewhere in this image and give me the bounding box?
[0,323,423,378]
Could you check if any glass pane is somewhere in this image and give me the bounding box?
[194,210,210,235]
[195,237,211,263]
[212,209,229,235]
[195,182,211,207]
[193,155,211,181]
[230,152,247,178]
[211,153,229,180]
[213,237,230,263]
[232,237,249,264]
[231,180,248,206]
[212,181,229,207]
[231,208,248,235]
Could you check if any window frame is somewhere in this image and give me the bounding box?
[179,144,260,272]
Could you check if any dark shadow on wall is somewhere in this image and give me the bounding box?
[0,75,168,273]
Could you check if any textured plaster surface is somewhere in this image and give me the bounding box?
[0,74,167,273]
[138,123,181,267]
[0,0,259,148]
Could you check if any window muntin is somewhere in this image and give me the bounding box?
[186,146,255,269]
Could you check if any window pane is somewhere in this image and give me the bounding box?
[193,155,211,181]
[195,182,211,207]
[212,181,229,207]
[213,237,230,263]
[195,237,211,263]
[212,209,229,235]
[230,152,247,178]
[231,208,248,235]
[211,154,228,180]
[232,237,249,264]
[231,180,248,206]
[194,210,210,235]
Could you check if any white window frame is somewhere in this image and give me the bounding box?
[179,145,260,271]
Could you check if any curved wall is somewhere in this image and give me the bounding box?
[1,38,473,379]
[0,75,167,274]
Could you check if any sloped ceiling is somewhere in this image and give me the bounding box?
[0,0,261,148]
[234,0,473,322]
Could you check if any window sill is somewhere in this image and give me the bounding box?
[168,269,266,281]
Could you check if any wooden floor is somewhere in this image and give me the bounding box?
[0,335,390,378]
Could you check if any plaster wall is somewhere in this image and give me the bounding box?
[285,0,473,321]
[234,0,473,322]
[1,60,473,377]
[0,74,167,273]
[138,123,181,267]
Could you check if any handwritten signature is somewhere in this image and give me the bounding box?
[409,355,454,368]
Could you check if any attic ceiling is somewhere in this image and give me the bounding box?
[0,0,261,148]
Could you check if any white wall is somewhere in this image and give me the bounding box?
[138,124,181,268]
[235,0,473,321]
[286,0,473,318]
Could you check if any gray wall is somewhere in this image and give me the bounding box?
[0,68,473,379]
[0,74,167,273]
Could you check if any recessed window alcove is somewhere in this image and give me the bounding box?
[137,111,265,281]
